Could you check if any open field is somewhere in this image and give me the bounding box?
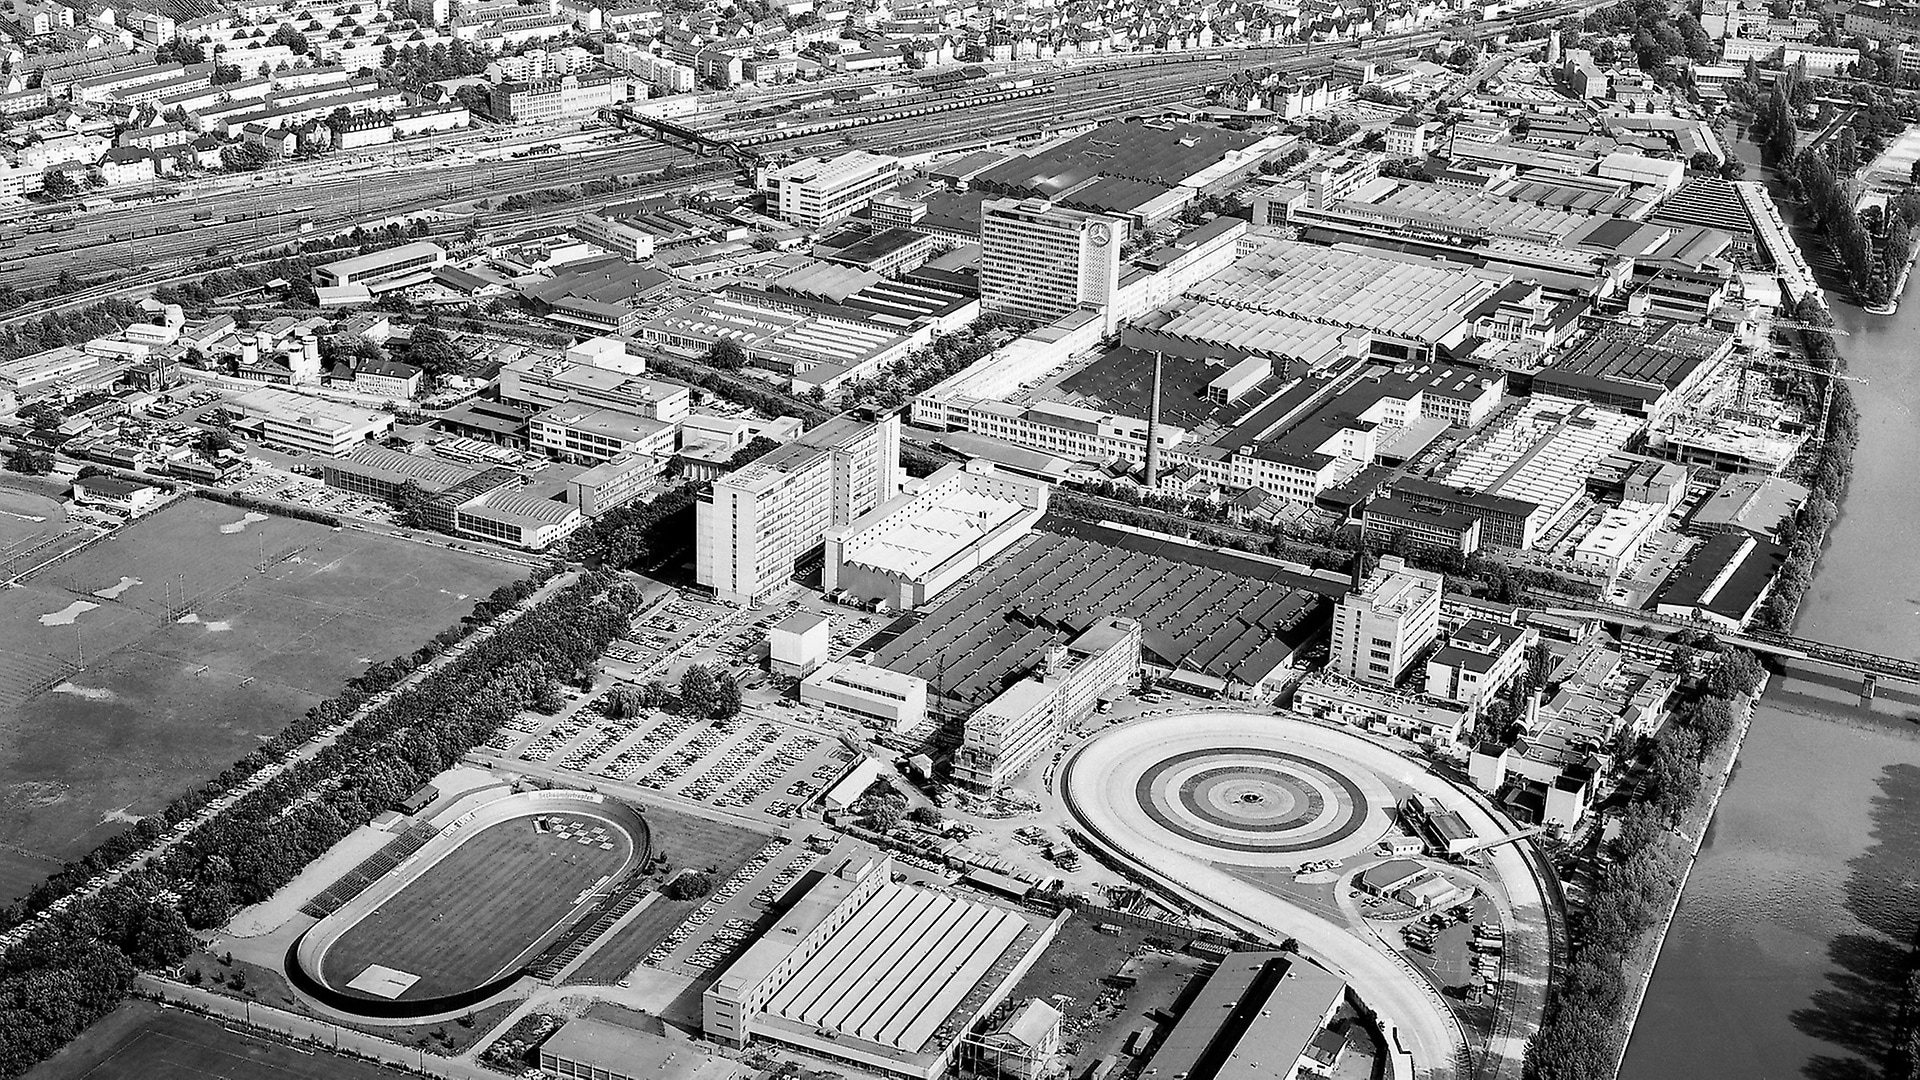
[0,498,521,905]
[23,1000,412,1080]
[320,812,636,1001]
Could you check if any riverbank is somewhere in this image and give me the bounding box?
[1606,681,1761,1078]
[1622,117,1920,1079]
[1855,125,1920,315]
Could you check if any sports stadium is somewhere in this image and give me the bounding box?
[290,790,649,1017]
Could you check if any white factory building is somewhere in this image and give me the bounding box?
[825,461,1049,612]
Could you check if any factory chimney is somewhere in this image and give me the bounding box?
[1144,350,1164,489]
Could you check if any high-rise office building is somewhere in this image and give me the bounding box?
[1329,555,1443,688]
[696,410,901,605]
[978,197,1126,331]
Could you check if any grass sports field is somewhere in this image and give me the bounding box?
[25,1001,411,1080]
[0,497,520,905]
[321,812,636,1001]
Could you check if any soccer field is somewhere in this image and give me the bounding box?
[0,497,521,905]
[26,1002,411,1080]
[320,812,638,1001]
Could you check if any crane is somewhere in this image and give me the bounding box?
[1735,348,1868,454]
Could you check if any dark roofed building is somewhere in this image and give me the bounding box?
[865,531,1331,704]
[1532,317,1732,424]
[1650,530,1785,630]
[1140,952,1347,1080]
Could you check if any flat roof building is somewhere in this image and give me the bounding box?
[1140,952,1348,1080]
[220,385,395,457]
[697,411,902,605]
[310,242,448,295]
[768,150,904,230]
[1330,555,1443,689]
[801,658,928,733]
[826,460,1049,611]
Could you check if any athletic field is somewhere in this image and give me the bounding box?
[320,812,636,1001]
[25,1001,410,1080]
[0,497,521,905]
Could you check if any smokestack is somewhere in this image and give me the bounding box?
[1144,350,1163,489]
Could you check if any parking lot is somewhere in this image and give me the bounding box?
[226,463,393,523]
[642,833,837,976]
[487,683,855,821]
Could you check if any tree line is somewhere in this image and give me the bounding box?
[1753,307,1859,632]
[1524,649,1764,1080]
[0,564,640,1079]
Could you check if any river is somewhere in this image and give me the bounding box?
[1621,130,1920,1078]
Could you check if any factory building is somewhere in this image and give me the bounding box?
[825,461,1049,611]
[703,849,1061,1080]
[1139,952,1350,1080]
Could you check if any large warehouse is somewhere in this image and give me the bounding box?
[865,532,1328,703]
[704,851,1061,1079]
[824,460,1049,611]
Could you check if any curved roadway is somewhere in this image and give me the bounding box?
[1062,713,1551,1080]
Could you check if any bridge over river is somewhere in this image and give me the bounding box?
[1531,594,1920,702]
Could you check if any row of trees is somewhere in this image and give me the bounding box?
[0,568,635,1079]
[1754,309,1860,631]
[1525,649,1764,1080]
[0,299,145,362]
[646,356,832,428]
[564,485,700,573]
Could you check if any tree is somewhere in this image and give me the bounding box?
[679,664,717,718]
[195,427,233,458]
[42,171,76,199]
[907,805,942,826]
[866,799,903,833]
[399,324,462,380]
[393,479,438,529]
[663,869,712,900]
[1708,648,1763,698]
[157,39,208,64]
[712,673,742,719]
[268,23,311,53]
[4,446,53,474]
[706,339,748,371]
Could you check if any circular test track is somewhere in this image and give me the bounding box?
[287,790,649,1020]
[1061,713,1466,1077]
